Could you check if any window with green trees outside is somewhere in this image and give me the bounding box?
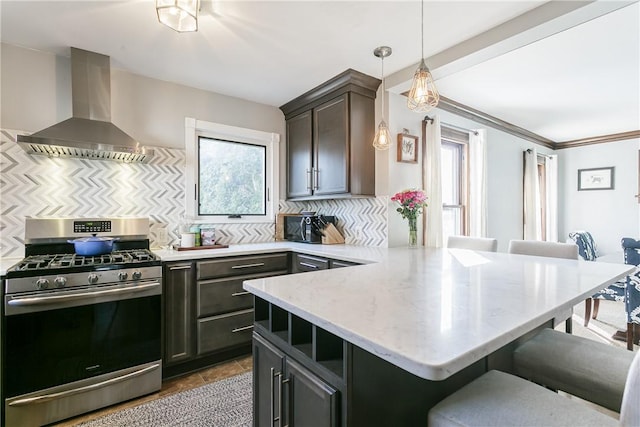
[198,137,266,216]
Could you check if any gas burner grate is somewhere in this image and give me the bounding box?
[11,250,158,272]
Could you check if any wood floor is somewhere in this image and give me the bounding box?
[51,355,252,426]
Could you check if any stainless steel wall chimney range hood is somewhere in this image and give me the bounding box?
[17,48,154,163]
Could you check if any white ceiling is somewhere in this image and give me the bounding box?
[1,1,639,142]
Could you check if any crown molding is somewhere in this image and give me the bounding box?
[555,131,640,149]
[431,96,639,150]
[436,96,555,149]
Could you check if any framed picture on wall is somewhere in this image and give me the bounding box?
[397,133,418,163]
[578,167,615,191]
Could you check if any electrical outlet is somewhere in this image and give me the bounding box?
[354,226,364,241]
[157,228,168,245]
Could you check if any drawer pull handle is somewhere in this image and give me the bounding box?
[232,291,251,297]
[169,265,191,270]
[231,262,265,269]
[232,325,254,333]
[299,262,319,269]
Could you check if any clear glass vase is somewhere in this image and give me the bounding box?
[408,216,418,248]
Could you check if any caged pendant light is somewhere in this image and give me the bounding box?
[372,46,393,151]
[407,0,439,112]
[156,0,199,33]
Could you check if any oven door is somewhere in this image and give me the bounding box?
[3,280,161,404]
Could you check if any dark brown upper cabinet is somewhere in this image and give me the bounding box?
[280,69,381,200]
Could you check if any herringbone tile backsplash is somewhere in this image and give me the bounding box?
[1,129,387,257]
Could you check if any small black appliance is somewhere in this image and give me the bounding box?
[284,213,336,244]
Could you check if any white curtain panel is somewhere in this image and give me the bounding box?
[469,129,488,237]
[423,116,443,248]
[545,155,559,242]
[523,148,542,240]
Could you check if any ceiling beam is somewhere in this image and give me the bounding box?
[386,1,635,94]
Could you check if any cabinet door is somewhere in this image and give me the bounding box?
[314,94,349,196]
[285,358,339,427]
[164,263,194,365]
[287,111,313,198]
[254,333,286,427]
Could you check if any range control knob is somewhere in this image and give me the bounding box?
[87,273,99,285]
[118,271,129,281]
[35,278,50,290]
[53,277,67,288]
[132,271,142,280]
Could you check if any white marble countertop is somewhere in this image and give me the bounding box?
[153,242,386,264]
[0,242,383,276]
[243,247,634,381]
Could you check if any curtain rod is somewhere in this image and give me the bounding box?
[526,148,554,159]
[423,115,479,136]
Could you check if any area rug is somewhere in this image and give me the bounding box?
[77,372,252,427]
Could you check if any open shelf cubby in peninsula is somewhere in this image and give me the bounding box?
[253,296,346,381]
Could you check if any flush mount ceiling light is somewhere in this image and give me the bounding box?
[407,0,439,112]
[373,46,393,151]
[156,0,199,33]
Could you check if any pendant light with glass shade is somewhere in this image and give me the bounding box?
[156,0,199,32]
[407,0,439,112]
[372,46,392,151]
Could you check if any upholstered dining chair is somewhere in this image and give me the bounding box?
[507,240,579,332]
[622,238,640,350]
[428,335,640,427]
[446,236,497,252]
[569,231,626,327]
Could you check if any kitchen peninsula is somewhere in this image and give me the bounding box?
[243,247,634,426]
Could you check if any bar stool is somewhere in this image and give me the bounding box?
[446,236,497,252]
[428,344,639,426]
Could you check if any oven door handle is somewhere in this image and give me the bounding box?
[7,363,160,407]
[7,282,161,307]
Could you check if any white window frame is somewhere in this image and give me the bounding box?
[185,117,280,223]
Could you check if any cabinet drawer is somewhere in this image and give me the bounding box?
[197,253,288,280]
[330,259,359,269]
[197,271,286,317]
[293,253,329,273]
[198,309,254,355]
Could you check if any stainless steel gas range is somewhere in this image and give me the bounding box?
[3,217,162,427]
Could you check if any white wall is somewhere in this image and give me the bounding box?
[0,43,287,194]
[436,110,557,251]
[383,92,556,251]
[558,139,639,254]
[386,92,424,247]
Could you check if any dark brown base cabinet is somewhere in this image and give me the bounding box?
[253,333,339,427]
[163,253,288,378]
[252,296,542,427]
[164,262,195,366]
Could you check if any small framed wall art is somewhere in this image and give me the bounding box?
[577,166,615,191]
[397,133,418,163]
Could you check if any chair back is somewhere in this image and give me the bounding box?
[508,240,578,260]
[622,238,640,266]
[620,352,640,426]
[447,236,498,252]
[568,231,598,261]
